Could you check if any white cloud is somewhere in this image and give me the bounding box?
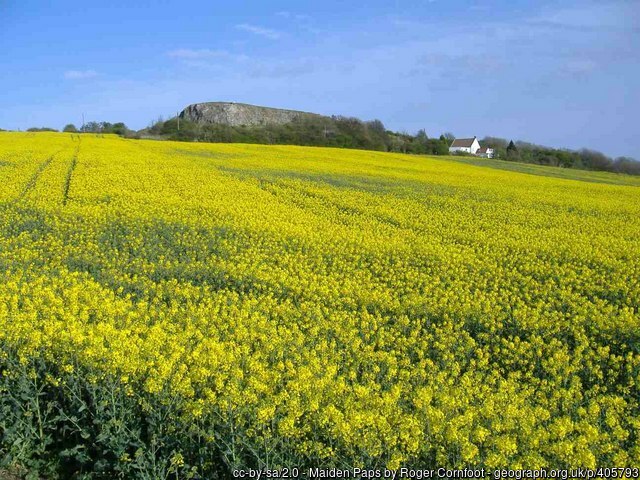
[64,69,98,80]
[236,23,282,39]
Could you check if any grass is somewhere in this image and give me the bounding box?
[442,155,640,186]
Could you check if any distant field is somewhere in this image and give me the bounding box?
[444,154,640,186]
[0,132,639,477]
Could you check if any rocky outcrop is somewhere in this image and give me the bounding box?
[179,102,323,127]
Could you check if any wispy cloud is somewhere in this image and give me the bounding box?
[236,23,282,40]
[276,11,311,21]
[167,49,248,61]
[166,49,250,72]
[248,59,316,79]
[64,69,98,80]
[274,10,322,34]
[167,48,224,59]
[527,2,639,32]
[565,59,598,74]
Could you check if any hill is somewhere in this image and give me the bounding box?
[179,101,324,127]
[1,131,639,476]
[146,107,448,154]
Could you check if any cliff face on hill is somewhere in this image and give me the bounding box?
[178,102,323,127]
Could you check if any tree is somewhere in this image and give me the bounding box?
[26,127,58,132]
[111,122,129,136]
[556,150,576,168]
[578,149,612,171]
[63,124,78,133]
[434,140,449,155]
[81,121,100,133]
[404,129,428,154]
[506,140,519,161]
[366,119,386,136]
[364,119,390,150]
[415,129,428,142]
[612,157,640,175]
[99,122,113,133]
[481,136,508,149]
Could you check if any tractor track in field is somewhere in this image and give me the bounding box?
[62,146,80,206]
[17,150,63,200]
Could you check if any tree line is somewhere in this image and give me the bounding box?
[146,116,454,156]
[63,122,131,135]
[21,122,132,135]
[483,137,640,176]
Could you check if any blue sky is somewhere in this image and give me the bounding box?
[1,0,638,158]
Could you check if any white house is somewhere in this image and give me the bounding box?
[477,147,494,159]
[449,136,481,155]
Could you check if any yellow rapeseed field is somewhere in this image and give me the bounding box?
[0,132,638,476]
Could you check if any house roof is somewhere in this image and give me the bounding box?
[450,137,477,148]
[477,147,492,153]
